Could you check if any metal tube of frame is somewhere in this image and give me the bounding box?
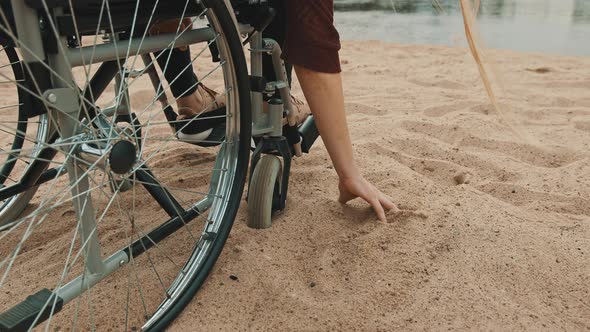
[142,54,169,108]
[9,0,46,62]
[66,28,215,67]
[46,7,107,276]
[268,101,283,137]
[249,33,264,128]
[114,69,131,116]
[264,38,294,124]
[56,251,129,303]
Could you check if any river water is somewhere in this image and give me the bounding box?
[334,0,590,56]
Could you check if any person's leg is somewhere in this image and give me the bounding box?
[284,0,397,221]
[260,0,310,130]
[152,19,225,119]
[262,0,292,86]
[154,47,198,99]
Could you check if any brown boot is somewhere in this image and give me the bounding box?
[177,84,226,120]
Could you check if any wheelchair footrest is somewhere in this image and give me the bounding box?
[0,289,64,332]
[299,116,319,154]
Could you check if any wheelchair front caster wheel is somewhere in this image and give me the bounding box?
[247,155,282,229]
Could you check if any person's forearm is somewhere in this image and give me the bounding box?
[294,65,360,179]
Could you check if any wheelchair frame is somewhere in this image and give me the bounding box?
[1,0,314,324]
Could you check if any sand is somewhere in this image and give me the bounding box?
[1,39,589,331]
[170,41,590,331]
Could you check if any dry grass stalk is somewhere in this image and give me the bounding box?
[458,0,526,140]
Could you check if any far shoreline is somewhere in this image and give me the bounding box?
[338,39,590,60]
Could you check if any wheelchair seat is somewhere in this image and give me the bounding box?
[21,0,204,36]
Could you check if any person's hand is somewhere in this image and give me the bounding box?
[338,175,398,222]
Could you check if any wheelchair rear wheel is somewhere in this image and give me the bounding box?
[0,1,250,331]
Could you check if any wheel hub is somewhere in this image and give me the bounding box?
[108,140,137,175]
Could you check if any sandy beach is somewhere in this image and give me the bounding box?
[0,38,589,331]
[168,40,590,331]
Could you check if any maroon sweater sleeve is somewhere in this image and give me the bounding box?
[282,0,342,73]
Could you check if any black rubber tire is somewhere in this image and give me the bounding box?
[144,1,251,330]
[0,46,39,226]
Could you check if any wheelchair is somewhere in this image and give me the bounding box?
[0,0,318,330]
